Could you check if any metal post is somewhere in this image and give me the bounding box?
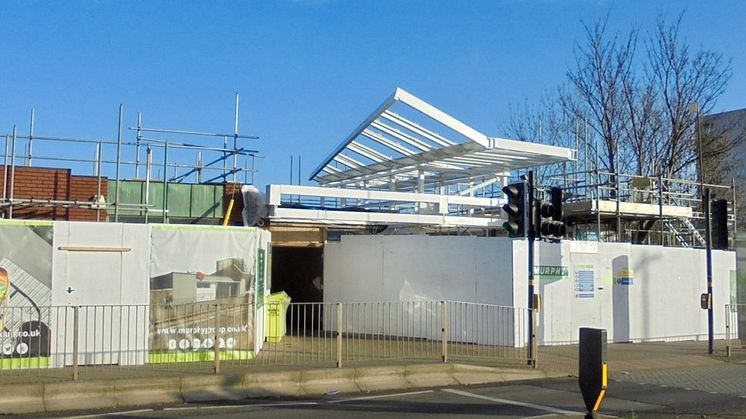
[584,114,589,188]
[233,92,239,184]
[2,135,8,204]
[197,152,203,183]
[145,145,152,223]
[336,302,343,368]
[659,176,664,245]
[704,188,714,354]
[96,142,103,222]
[73,306,80,381]
[162,142,169,223]
[250,154,256,185]
[27,108,34,166]
[595,169,601,241]
[615,173,621,242]
[114,104,123,222]
[223,136,228,179]
[135,112,142,180]
[732,178,737,248]
[441,300,448,363]
[9,126,17,219]
[214,303,221,374]
[527,170,537,368]
[726,304,732,358]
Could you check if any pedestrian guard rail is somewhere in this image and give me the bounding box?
[725,303,745,357]
[0,301,530,380]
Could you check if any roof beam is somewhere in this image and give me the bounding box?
[333,153,366,170]
[370,120,433,152]
[380,110,455,147]
[347,141,386,163]
[394,88,490,147]
[361,129,417,157]
[310,91,398,180]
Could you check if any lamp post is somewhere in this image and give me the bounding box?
[688,102,704,189]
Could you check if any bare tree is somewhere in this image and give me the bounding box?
[501,12,737,243]
[503,94,588,187]
[564,18,637,176]
[646,14,731,179]
[508,13,733,181]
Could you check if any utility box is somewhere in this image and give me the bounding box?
[265,291,291,342]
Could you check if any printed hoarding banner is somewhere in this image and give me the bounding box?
[148,226,259,362]
[0,222,53,368]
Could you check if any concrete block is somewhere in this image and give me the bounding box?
[0,383,45,415]
[404,363,457,388]
[181,374,245,403]
[44,380,117,412]
[113,377,183,407]
[300,367,361,395]
[353,365,409,392]
[241,370,305,397]
[451,364,546,385]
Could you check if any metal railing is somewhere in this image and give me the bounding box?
[0,301,530,380]
[261,301,529,367]
[266,184,504,228]
[544,169,736,247]
[725,303,745,357]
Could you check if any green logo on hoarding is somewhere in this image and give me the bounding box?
[536,265,569,280]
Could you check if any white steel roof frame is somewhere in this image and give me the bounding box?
[311,88,576,190]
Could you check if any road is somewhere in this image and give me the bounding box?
[40,376,746,419]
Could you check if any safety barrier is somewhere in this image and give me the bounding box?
[0,301,530,379]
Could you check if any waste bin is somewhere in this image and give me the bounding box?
[265,291,291,342]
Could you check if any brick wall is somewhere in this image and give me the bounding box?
[223,182,245,225]
[0,166,108,221]
[69,176,108,221]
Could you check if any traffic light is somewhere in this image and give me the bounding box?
[502,182,527,238]
[550,186,567,239]
[537,187,566,241]
[711,198,728,250]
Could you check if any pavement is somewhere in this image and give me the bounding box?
[1,339,745,416]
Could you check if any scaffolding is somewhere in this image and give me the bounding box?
[542,169,737,248]
[1,94,260,224]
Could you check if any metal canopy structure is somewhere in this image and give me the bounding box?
[311,88,576,192]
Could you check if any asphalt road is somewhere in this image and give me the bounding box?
[41,376,746,419]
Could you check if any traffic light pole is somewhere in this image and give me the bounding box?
[704,188,714,354]
[527,170,537,368]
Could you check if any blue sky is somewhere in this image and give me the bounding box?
[1,0,744,187]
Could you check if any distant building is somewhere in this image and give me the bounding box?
[702,108,746,229]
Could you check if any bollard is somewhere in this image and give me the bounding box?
[579,327,607,418]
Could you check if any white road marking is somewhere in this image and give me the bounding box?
[63,409,154,418]
[442,388,581,415]
[523,414,619,419]
[163,401,319,411]
[328,389,434,403]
